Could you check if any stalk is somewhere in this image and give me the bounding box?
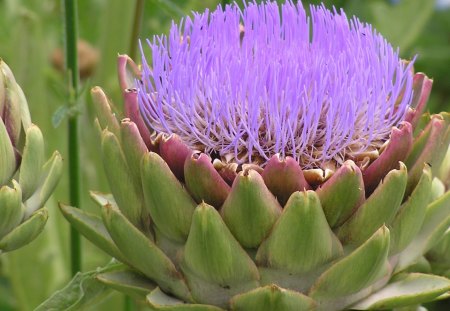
[63,0,82,276]
[124,295,135,311]
[129,0,145,60]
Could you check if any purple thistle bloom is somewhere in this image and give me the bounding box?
[137,0,414,169]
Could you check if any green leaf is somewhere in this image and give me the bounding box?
[34,261,122,311]
[51,104,69,128]
[52,81,87,128]
[230,285,316,311]
[351,273,450,310]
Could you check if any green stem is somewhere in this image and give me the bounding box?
[124,295,134,311]
[129,0,145,60]
[63,0,82,276]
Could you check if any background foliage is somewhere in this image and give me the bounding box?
[0,0,449,310]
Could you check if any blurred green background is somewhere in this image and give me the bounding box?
[0,0,449,310]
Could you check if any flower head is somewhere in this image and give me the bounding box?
[138,1,414,169]
[81,2,450,309]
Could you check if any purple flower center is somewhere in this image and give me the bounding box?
[137,1,414,168]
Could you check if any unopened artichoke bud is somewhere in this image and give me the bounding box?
[61,2,450,310]
[0,59,62,253]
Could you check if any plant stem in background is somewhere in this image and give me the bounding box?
[124,295,135,311]
[129,0,145,60]
[63,0,82,276]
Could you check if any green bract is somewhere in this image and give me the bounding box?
[56,54,450,311]
[0,59,62,253]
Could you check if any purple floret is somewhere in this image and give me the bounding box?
[137,0,414,168]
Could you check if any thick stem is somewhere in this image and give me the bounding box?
[63,0,82,276]
[129,0,145,60]
[124,295,135,311]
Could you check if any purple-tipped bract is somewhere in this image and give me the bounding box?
[137,1,414,168]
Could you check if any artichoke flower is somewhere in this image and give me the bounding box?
[0,59,62,253]
[61,2,450,310]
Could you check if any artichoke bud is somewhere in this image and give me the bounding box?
[66,1,450,309]
[0,59,61,253]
